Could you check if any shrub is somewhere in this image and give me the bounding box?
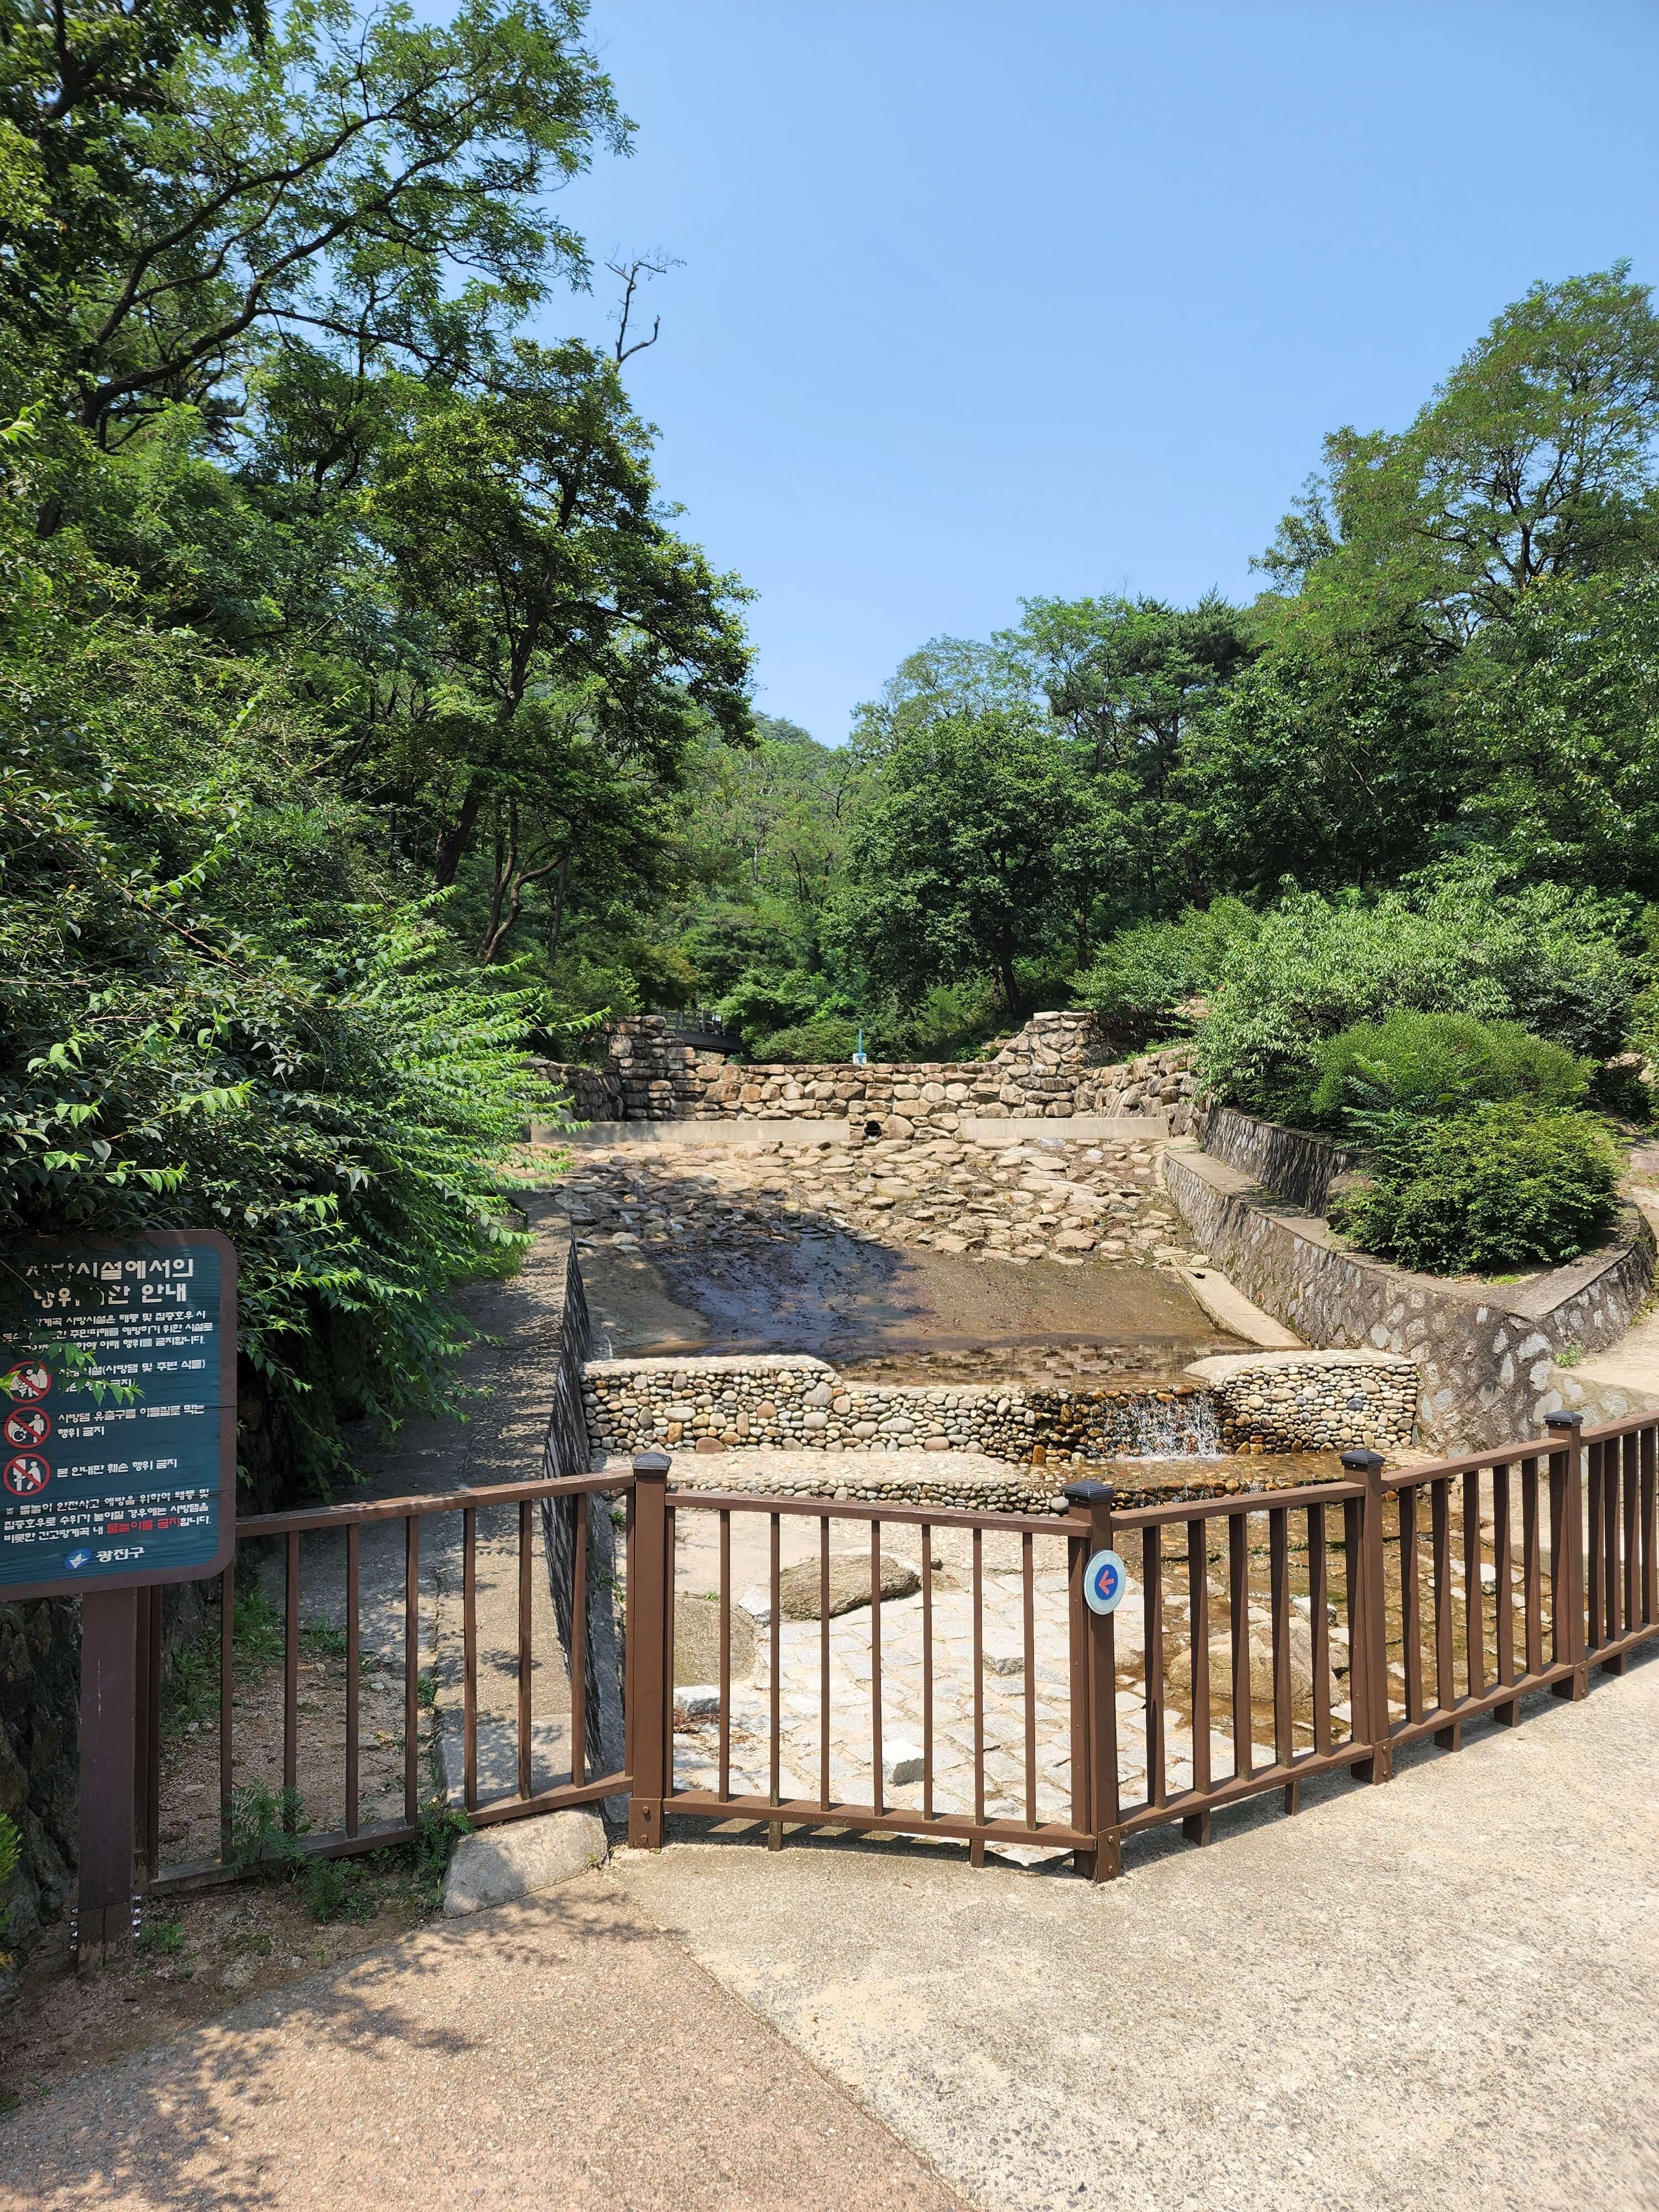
[1199,870,1634,1121]
[1333,1103,1619,1275]
[1072,898,1259,1042]
[751,1015,859,1063]
[1310,1013,1589,1126]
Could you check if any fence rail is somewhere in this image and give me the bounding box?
[140,1400,1659,1897]
[147,1466,635,1894]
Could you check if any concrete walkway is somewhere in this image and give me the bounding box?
[620,1651,1659,2212]
[0,1876,964,2211]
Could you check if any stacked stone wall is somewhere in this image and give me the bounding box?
[540,1013,1201,1134]
[581,1348,1415,1472]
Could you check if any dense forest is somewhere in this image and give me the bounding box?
[7,2,1659,1484]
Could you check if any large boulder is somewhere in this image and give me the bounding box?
[1164,1614,1316,1710]
[442,1808,607,1917]
[776,1550,920,1623]
[674,1594,757,1683]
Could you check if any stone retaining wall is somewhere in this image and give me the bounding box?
[582,1349,1414,1468]
[1164,1146,1655,1452]
[1202,1107,1361,1215]
[534,1014,1201,1135]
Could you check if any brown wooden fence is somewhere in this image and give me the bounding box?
[140,1405,1659,1895]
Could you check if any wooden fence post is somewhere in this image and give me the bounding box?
[1341,1449,1393,1784]
[626,1451,671,1851]
[1063,1478,1120,1881]
[1544,1411,1590,1700]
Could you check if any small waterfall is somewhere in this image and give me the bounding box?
[1119,1387,1222,1460]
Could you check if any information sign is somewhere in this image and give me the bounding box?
[0,1232,236,1601]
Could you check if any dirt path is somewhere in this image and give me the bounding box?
[0,1876,966,2212]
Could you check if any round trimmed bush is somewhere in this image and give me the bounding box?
[1332,1103,1619,1276]
[1310,1011,1588,1126]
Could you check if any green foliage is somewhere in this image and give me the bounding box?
[1333,1104,1619,1276]
[137,1912,186,1957]
[301,1856,369,1924]
[1311,1013,1589,1128]
[827,709,1083,1017]
[412,1801,471,1911]
[752,1015,860,1064]
[227,1784,310,1879]
[1073,899,1258,1042]
[0,1810,18,1890]
[1198,872,1633,1122]
[163,1581,285,1739]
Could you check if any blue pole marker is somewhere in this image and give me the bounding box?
[1083,1547,1128,1616]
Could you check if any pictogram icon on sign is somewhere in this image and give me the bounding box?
[4,1406,50,1447]
[4,1453,51,1496]
[1083,1547,1128,1615]
[4,1364,51,1402]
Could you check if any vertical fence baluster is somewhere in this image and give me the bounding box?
[463,1506,478,1812]
[1342,1495,1364,1757]
[284,1530,300,1825]
[921,1522,935,1824]
[1185,1516,1211,1841]
[818,1515,830,1810]
[1144,1524,1165,1808]
[1643,1424,1658,1630]
[1400,1483,1422,1724]
[870,1520,884,1819]
[404,1516,419,1829]
[1494,1465,1516,1725]
[1431,1479,1455,1747]
[1269,1507,1294,1809]
[718,1506,731,1804]
[971,1527,985,1867]
[1623,1433,1640,1652]
[571,1496,588,1788]
[1308,1504,1331,1758]
[1228,1512,1251,1781]
[1022,1531,1037,1829]
[516,1501,533,1802]
[1523,1458,1543,1681]
[345,1522,360,1839]
[1587,1439,1606,1663]
[220,1560,235,1864]
[1463,1469,1483,1704]
[1605,1440,1623,1657]
[768,1511,781,1848]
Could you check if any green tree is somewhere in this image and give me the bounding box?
[2,0,626,453]
[361,339,751,893]
[827,709,1081,1017]
[1258,265,1659,649]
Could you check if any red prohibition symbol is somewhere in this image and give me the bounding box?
[4,1364,51,1403]
[3,1406,50,1448]
[3,1453,51,1496]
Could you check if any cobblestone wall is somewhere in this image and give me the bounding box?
[533,1016,1198,1133]
[1187,1351,1417,1453]
[582,1349,1413,1468]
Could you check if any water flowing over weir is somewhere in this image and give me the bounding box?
[1115,1386,1222,1460]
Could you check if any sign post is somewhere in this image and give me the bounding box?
[1,1232,237,1968]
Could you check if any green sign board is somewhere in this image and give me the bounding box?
[0,1231,237,1600]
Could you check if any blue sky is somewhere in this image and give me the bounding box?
[547,1,1659,742]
